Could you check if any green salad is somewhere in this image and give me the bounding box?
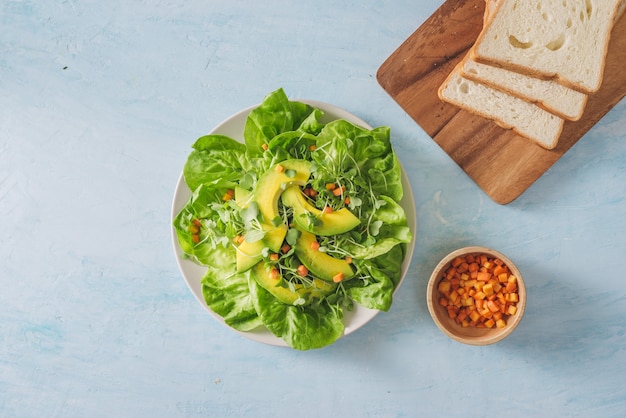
[173,88,412,350]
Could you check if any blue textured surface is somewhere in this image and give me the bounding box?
[1,1,625,417]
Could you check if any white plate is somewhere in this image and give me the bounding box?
[170,99,417,347]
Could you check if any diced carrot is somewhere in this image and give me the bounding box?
[269,253,279,261]
[191,218,203,228]
[325,183,336,190]
[297,265,309,276]
[497,293,506,305]
[192,234,200,243]
[435,252,521,330]
[456,310,468,323]
[309,145,317,151]
[274,164,285,173]
[487,300,500,313]
[269,268,280,279]
[438,281,451,294]
[310,240,320,251]
[261,143,269,151]
[323,206,333,214]
[506,281,517,293]
[332,186,346,196]
[281,244,291,254]
[469,310,481,322]
[482,283,494,296]
[449,290,460,304]
[345,256,353,264]
[332,272,344,283]
[493,265,507,276]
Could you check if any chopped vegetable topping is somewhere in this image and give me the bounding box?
[437,253,520,329]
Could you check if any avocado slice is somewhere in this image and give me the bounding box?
[251,262,336,305]
[294,229,355,282]
[235,225,287,273]
[253,159,311,224]
[236,159,311,272]
[281,186,361,236]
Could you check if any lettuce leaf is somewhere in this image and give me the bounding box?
[244,88,316,157]
[346,244,406,311]
[312,120,403,201]
[248,276,344,350]
[173,183,262,331]
[201,253,263,332]
[173,184,234,265]
[183,135,249,192]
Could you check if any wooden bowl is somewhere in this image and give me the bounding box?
[427,246,526,345]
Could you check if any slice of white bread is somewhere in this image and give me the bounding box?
[458,0,588,121]
[471,0,623,93]
[460,54,588,121]
[438,62,564,150]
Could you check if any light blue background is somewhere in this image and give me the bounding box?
[2,1,625,417]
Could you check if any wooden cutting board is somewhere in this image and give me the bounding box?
[377,0,626,204]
